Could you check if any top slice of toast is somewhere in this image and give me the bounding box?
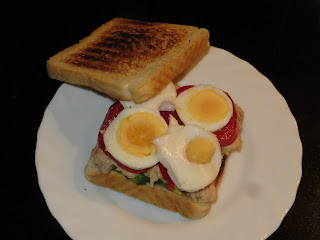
[47,18,210,103]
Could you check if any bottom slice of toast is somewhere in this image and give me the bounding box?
[85,156,212,219]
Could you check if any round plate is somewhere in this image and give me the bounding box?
[36,47,302,240]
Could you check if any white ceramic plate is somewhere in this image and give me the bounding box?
[36,47,302,240]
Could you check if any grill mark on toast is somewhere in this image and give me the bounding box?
[66,24,188,73]
[75,53,111,62]
[93,41,130,50]
[84,48,122,58]
[85,47,103,54]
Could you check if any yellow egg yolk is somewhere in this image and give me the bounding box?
[188,89,230,123]
[186,138,215,164]
[117,112,166,157]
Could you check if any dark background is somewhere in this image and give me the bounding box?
[10,1,319,239]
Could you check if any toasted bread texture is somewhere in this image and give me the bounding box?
[85,155,212,219]
[47,18,210,103]
[84,105,244,219]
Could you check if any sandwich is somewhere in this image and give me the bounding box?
[47,18,244,219]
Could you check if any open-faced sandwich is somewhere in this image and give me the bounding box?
[47,18,244,219]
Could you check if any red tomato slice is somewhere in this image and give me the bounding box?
[97,101,150,174]
[213,93,239,147]
[99,100,124,131]
[97,101,123,153]
[157,162,175,191]
[176,85,194,95]
[172,85,238,147]
[159,110,184,125]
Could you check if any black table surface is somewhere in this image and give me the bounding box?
[11,2,319,239]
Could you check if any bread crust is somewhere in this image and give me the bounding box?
[84,105,244,219]
[47,18,210,103]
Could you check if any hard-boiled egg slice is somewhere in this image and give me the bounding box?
[152,124,222,192]
[104,107,168,170]
[176,85,233,132]
[120,82,177,111]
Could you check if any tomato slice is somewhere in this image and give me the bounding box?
[99,101,124,131]
[97,101,150,174]
[176,85,194,96]
[213,93,239,147]
[97,101,123,154]
[157,162,176,191]
[159,110,184,125]
[170,85,238,147]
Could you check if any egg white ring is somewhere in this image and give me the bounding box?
[176,85,233,132]
[103,107,168,170]
[120,82,177,111]
[153,124,222,192]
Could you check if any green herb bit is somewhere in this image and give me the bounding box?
[131,174,150,185]
[155,178,167,187]
[111,165,122,174]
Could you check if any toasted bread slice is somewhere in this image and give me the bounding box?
[47,18,210,103]
[85,155,212,219]
[84,105,243,219]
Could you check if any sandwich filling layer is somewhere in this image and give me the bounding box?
[91,88,243,203]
